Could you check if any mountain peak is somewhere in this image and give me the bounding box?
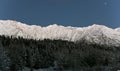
[47,24,60,28]
[89,24,107,28]
[0,20,21,25]
[0,20,120,46]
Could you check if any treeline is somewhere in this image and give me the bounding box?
[0,35,120,71]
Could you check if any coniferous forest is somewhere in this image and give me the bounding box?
[0,35,120,71]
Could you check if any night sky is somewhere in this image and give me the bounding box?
[0,0,119,28]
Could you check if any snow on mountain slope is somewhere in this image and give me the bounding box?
[0,20,120,46]
[115,28,120,32]
[79,24,120,46]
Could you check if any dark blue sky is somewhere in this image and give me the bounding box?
[0,0,119,28]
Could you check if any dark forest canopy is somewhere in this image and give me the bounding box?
[0,35,120,71]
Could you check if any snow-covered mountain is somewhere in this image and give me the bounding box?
[0,20,120,46]
[115,28,120,32]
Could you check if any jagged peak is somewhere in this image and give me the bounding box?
[87,24,108,29]
[47,24,61,28]
[0,20,115,30]
[115,27,120,30]
[0,20,17,22]
[0,20,120,46]
[115,28,120,33]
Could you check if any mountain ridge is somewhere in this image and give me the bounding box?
[0,20,120,46]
